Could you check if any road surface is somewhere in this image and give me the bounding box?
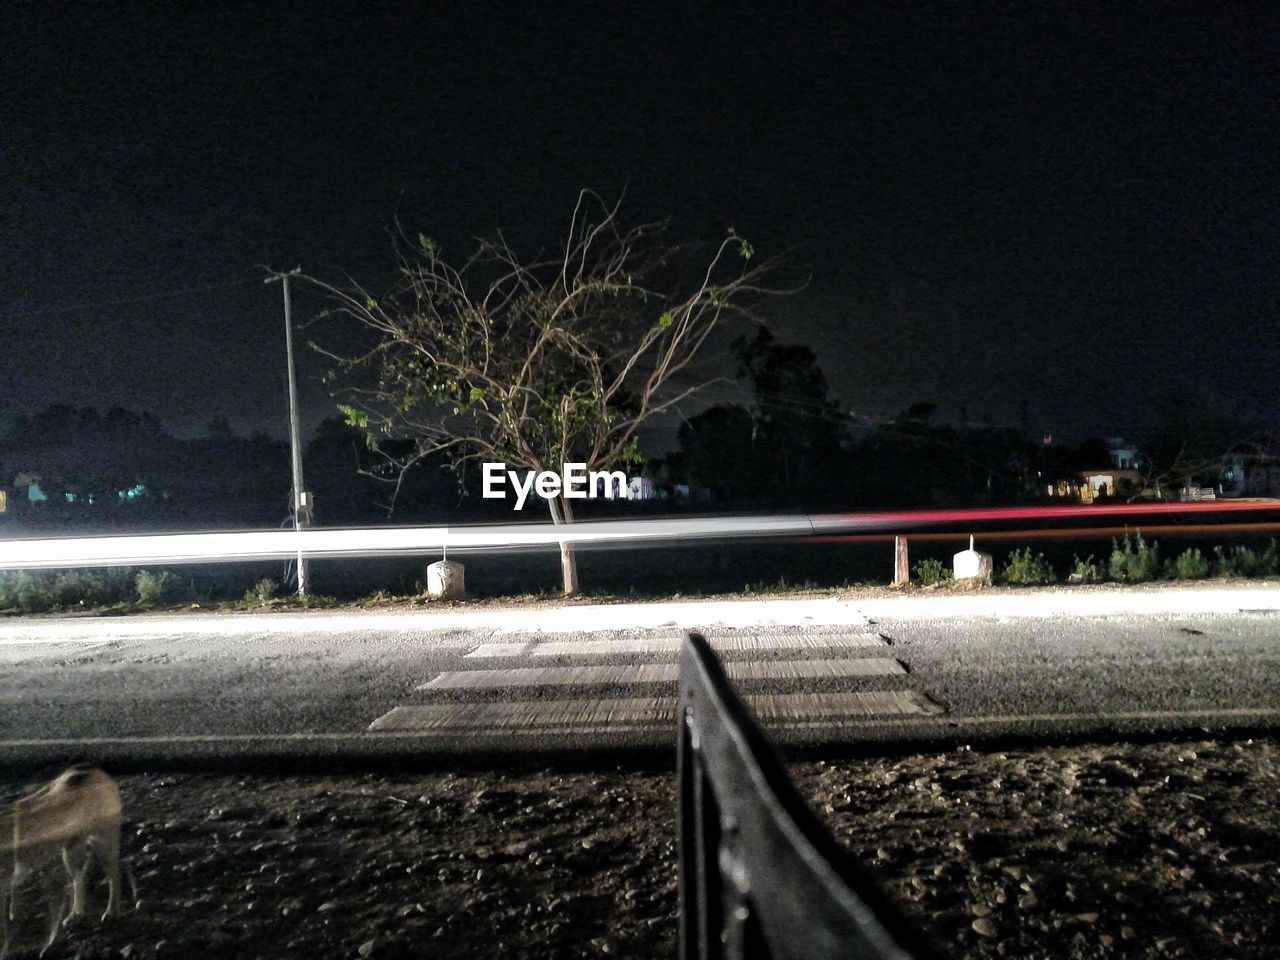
[0,587,1277,766]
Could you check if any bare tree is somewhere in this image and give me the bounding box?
[306,192,786,595]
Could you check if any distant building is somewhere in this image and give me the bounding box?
[1105,438,1142,470]
[12,471,47,503]
[1047,469,1145,503]
[1220,454,1280,499]
[1045,438,1148,503]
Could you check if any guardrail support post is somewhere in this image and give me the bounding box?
[893,535,910,586]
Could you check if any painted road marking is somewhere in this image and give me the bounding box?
[463,642,534,659]
[420,657,907,690]
[0,638,117,649]
[464,632,886,659]
[370,690,941,731]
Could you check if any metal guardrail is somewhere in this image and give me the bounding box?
[677,631,941,959]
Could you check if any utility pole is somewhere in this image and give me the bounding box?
[265,267,309,596]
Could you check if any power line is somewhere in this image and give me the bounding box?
[5,277,257,319]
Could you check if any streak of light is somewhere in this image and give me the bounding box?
[809,499,1280,532]
[0,516,811,570]
[1,499,1276,571]
[804,521,1280,545]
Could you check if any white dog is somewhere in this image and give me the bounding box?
[3,766,123,956]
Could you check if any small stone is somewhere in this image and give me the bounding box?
[358,939,377,958]
[970,903,993,918]
[972,918,998,938]
[1121,926,1136,940]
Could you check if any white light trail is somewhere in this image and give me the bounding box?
[0,516,813,570]
[2,500,1276,571]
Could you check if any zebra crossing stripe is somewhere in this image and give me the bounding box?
[462,642,533,659]
[464,632,885,658]
[368,690,942,731]
[420,657,906,690]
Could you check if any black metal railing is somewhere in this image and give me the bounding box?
[677,631,941,960]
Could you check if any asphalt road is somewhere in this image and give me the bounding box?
[0,587,1277,767]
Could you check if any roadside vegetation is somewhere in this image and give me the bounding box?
[1001,548,1055,585]
[907,534,1279,588]
[978,535,1279,587]
[0,568,339,615]
[912,557,953,587]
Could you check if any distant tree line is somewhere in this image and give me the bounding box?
[661,327,1275,510]
[661,328,1033,509]
[0,406,397,531]
[1,347,1272,535]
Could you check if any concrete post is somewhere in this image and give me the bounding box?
[426,560,466,599]
[953,535,993,584]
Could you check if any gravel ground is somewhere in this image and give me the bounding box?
[3,736,1276,959]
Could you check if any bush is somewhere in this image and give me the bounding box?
[913,558,952,586]
[52,569,136,608]
[1069,555,1102,583]
[0,571,54,613]
[135,570,189,606]
[1212,543,1275,578]
[1108,534,1160,583]
[1002,548,1054,585]
[245,578,279,603]
[1170,548,1210,580]
[1,568,140,612]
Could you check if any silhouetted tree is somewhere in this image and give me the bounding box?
[675,404,765,504]
[732,327,850,505]
[309,192,788,594]
[1142,388,1261,494]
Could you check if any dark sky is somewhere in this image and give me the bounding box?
[4,1,1276,449]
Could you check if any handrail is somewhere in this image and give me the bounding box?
[677,631,941,959]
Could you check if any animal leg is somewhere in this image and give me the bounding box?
[62,843,89,921]
[88,823,122,921]
[38,872,69,957]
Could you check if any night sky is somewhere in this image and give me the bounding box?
[4,2,1276,449]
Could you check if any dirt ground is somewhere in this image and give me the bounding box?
[2,736,1276,959]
